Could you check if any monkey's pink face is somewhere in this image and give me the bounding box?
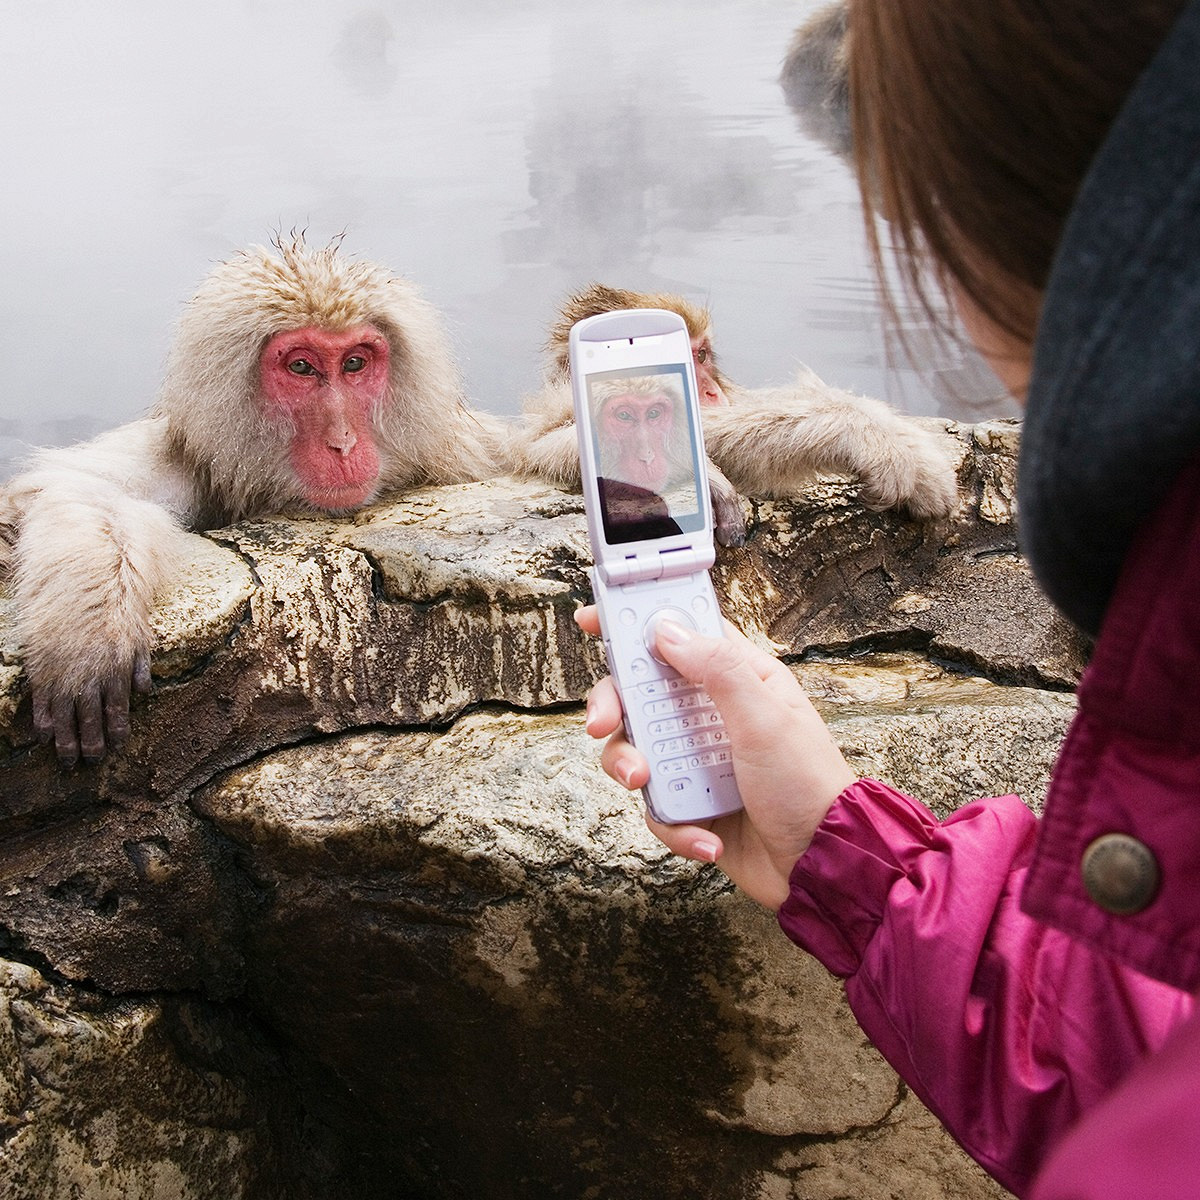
[692,336,728,406]
[599,392,676,492]
[259,324,391,510]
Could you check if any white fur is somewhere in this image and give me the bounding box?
[510,363,960,524]
[0,238,502,748]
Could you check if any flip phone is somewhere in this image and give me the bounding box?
[570,308,743,825]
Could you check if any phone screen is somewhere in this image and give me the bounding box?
[584,363,705,545]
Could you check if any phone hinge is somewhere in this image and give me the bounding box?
[602,544,715,586]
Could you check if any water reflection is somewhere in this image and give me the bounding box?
[0,0,1016,482]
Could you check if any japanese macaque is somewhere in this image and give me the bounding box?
[780,2,852,162]
[591,375,686,493]
[509,282,959,545]
[588,374,700,536]
[0,238,500,767]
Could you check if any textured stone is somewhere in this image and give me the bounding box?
[0,420,1080,1198]
[0,960,316,1200]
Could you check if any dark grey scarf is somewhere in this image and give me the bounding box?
[1020,0,1200,636]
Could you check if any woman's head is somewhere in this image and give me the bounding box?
[847,0,1183,385]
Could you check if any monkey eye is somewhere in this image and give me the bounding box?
[343,355,367,374]
[696,347,708,364]
[287,358,318,376]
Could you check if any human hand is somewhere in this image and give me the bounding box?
[575,607,855,909]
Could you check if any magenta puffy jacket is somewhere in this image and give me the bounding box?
[780,454,1200,1196]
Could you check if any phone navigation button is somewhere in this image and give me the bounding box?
[644,607,697,664]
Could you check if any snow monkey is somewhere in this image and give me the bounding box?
[0,238,501,767]
[780,1,852,162]
[509,282,960,546]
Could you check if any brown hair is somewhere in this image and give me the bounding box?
[848,0,1184,349]
[546,283,727,390]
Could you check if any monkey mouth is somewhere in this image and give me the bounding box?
[625,461,669,492]
[293,445,381,512]
[305,481,376,511]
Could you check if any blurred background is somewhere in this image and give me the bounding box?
[0,0,1015,481]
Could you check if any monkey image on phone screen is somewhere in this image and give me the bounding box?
[586,370,704,543]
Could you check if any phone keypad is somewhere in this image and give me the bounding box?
[635,680,733,777]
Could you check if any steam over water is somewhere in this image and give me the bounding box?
[0,0,1015,481]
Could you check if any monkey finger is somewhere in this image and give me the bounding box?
[103,676,133,749]
[132,652,153,694]
[709,472,747,547]
[49,697,81,769]
[31,689,54,744]
[76,683,108,765]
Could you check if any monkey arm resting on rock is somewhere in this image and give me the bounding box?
[507,283,959,543]
[1,421,196,766]
[0,238,500,766]
[700,374,959,521]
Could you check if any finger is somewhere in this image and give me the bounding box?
[600,729,649,791]
[103,674,133,749]
[645,812,725,864]
[654,620,855,803]
[76,682,107,764]
[653,620,802,747]
[584,675,623,739]
[574,605,600,636]
[50,697,81,769]
[32,689,54,744]
[132,652,153,694]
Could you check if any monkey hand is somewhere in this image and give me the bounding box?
[852,417,961,521]
[29,652,153,769]
[709,464,747,547]
[575,605,855,910]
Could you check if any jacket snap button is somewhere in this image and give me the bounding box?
[1080,833,1160,915]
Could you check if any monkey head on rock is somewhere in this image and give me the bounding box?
[0,238,501,768]
[158,242,496,524]
[512,280,961,547]
[550,282,731,408]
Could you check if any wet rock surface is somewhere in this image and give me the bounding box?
[0,420,1076,1198]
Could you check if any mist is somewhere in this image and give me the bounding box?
[0,0,1014,480]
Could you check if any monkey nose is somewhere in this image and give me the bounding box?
[327,427,358,456]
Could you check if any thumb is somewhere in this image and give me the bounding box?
[652,618,856,844]
[652,619,781,754]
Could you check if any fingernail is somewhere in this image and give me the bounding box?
[616,760,638,788]
[694,840,720,863]
[656,619,693,648]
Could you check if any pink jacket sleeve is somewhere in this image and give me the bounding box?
[777,778,1192,1197]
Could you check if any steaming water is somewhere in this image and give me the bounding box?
[0,0,1016,482]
